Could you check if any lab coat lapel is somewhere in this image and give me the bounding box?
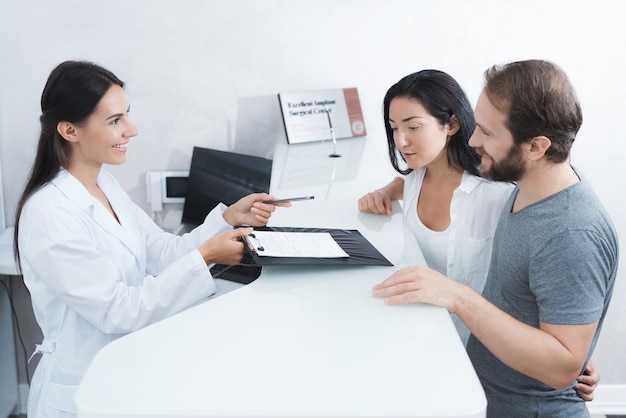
[95,171,143,261]
[91,198,130,245]
[52,170,143,262]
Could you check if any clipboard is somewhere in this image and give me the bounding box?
[209,250,262,285]
[243,226,393,267]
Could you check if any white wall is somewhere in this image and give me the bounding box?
[1,0,625,383]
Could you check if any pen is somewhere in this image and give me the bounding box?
[263,195,315,204]
[324,106,341,158]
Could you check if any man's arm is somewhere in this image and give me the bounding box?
[372,265,597,390]
[461,290,597,389]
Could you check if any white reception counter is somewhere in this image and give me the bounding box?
[75,135,486,417]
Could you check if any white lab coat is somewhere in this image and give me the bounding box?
[19,168,230,417]
[403,168,514,345]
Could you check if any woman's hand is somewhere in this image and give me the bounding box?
[198,227,252,265]
[358,190,393,215]
[222,193,291,227]
[358,177,404,216]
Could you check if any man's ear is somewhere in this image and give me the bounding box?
[57,121,79,142]
[528,135,551,161]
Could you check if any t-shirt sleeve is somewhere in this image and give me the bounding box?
[530,229,613,324]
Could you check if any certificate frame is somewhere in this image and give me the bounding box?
[278,88,367,144]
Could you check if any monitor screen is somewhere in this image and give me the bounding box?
[165,176,188,199]
[182,147,273,226]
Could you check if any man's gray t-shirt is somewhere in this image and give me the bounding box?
[466,174,618,418]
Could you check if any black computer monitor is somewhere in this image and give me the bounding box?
[181,146,273,226]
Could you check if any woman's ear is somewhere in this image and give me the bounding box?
[447,115,461,136]
[57,121,78,142]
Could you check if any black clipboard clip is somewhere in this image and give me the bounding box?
[244,233,265,253]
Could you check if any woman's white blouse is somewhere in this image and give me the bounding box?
[403,168,514,345]
[19,168,231,417]
[406,210,449,276]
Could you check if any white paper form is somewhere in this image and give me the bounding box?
[246,231,349,258]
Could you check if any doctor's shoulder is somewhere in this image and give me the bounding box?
[21,177,91,230]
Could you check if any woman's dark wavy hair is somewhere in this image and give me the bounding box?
[13,60,124,271]
[383,69,480,175]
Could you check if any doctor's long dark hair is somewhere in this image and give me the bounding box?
[383,69,481,176]
[13,60,124,271]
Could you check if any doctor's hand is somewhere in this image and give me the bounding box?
[358,190,393,216]
[198,227,252,265]
[575,360,600,401]
[223,193,291,227]
[371,265,472,313]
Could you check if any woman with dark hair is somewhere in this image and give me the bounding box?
[359,69,513,344]
[15,60,286,417]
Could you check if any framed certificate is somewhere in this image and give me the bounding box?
[278,87,367,144]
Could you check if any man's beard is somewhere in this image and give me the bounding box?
[479,142,526,183]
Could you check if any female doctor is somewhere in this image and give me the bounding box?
[13,60,287,417]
